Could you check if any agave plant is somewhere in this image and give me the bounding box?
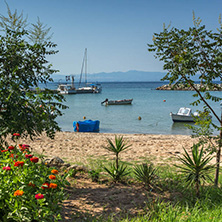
[134,163,157,188]
[177,143,214,197]
[103,136,131,182]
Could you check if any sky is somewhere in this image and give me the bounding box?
[0,0,222,76]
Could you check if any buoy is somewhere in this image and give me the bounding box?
[163,100,166,102]
[138,116,142,120]
[83,116,86,119]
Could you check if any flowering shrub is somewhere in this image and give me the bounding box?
[0,134,70,221]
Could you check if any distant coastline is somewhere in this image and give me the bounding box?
[156,83,222,91]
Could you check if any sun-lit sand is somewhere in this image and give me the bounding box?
[8,132,198,165]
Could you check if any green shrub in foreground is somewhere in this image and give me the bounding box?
[0,134,69,221]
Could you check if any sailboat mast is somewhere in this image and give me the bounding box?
[79,48,87,88]
[85,48,87,85]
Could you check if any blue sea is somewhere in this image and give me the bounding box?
[42,82,222,135]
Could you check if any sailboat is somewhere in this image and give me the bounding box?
[75,48,102,94]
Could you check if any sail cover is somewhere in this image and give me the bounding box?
[73,120,100,132]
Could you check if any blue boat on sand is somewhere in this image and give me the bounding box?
[73,120,100,132]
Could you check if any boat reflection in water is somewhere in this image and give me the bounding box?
[170,122,194,135]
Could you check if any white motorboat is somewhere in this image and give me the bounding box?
[170,107,210,122]
[101,98,133,105]
[57,76,76,94]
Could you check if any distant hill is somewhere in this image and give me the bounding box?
[52,70,167,82]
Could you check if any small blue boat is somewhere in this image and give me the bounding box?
[73,120,100,132]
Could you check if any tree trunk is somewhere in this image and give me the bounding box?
[215,120,222,186]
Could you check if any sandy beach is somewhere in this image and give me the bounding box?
[9,132,199,166]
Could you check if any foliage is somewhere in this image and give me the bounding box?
[88,169,100,182]
[104,162,130,182]
[134,163,157,188]
[0,5,67,142]
[0,135,70,221]
[103,136,131,182]
[148,12,222,186]
[177,143,214,197]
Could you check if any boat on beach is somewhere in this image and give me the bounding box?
[73,119,100,132]
[170,107,211,122]
[101,98,133,105]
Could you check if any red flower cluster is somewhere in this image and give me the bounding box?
[28,182,35,187]
[19,144,30,151]
[3,166,11,171]
[1,149,8,153]
[35,193,44,199]
[30,157,39,163]
[25,154,33,159]
[8,146,15,150]
[13,133,20,137]
[41,182,57,189]
[41,182,50,189]
[9,154,18,158]
[14,161,24,167]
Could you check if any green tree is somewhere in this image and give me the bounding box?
[148,13,222,186]
[0,5,67,142]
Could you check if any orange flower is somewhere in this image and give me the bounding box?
[49,175,56,180]
[51,169,59,174]
[14,190,24,196]
[49,183,57,189]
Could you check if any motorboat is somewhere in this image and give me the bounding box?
[170,107,211,122]
[57,84,76,94]
[101,98,133,105]
[57,76,76,94]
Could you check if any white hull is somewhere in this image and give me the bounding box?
[170,113,195,122]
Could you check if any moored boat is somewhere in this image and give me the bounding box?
[101,98,133,105]
[170,107,211,122]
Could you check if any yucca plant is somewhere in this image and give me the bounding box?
[104,162,130,182]
[134,163,157,188]
[177,143,214,198]
[103,136,131,182]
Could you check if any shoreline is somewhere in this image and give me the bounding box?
[9,131,198,165]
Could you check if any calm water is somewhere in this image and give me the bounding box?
[42,82,222,135]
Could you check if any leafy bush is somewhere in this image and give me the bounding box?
[0,134,69,221]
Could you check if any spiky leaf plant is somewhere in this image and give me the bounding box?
[134,163,157,188]
[177,143,214,197]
